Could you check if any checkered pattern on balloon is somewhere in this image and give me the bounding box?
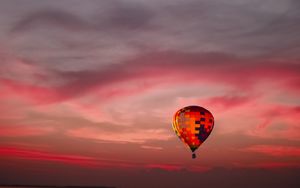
[172,106,214,158]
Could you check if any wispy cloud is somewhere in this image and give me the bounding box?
[0,125,54,137]
[141,145,163,150]
[1,52,299,104]
[242,145,300,157]
[67,127,173,144]
[0,146,99,167]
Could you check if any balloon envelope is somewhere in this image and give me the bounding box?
[172,106,214,156]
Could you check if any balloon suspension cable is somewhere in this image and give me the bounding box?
[192,152,196,159]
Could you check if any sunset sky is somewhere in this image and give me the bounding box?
[0,0,299,187]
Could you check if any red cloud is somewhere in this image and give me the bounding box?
[0,125,54,137]
[143,163,211,172]
[0,146,207,172]
[0,146,140,169]
[0,146,99,167]
[1,52,299,105]
[144,164,182,171]
[250,105,300,140]
[258,105,300,129]
[204,95,254,110]
[0,78,63,104]
[242,145,300,157]
[234,162,300,169]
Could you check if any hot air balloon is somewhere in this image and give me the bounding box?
[172,106,214,159]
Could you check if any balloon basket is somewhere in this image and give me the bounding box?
[192,153,196,159]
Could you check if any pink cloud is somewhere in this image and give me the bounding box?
[141,145,163,150]
[0,146,99,167]
[204,95,254,110]
[1,51,299,172]
[249,105,300,140]
[242,145,300,157]
[261,105,300,118]
[0,125,54,137]
[0,57,61,104]
[0,146,140,169]
[0,78,59,104]
[67,127,173,144]
[2,52,298,139]
[1,52,299,106]
[0,146,208,172]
